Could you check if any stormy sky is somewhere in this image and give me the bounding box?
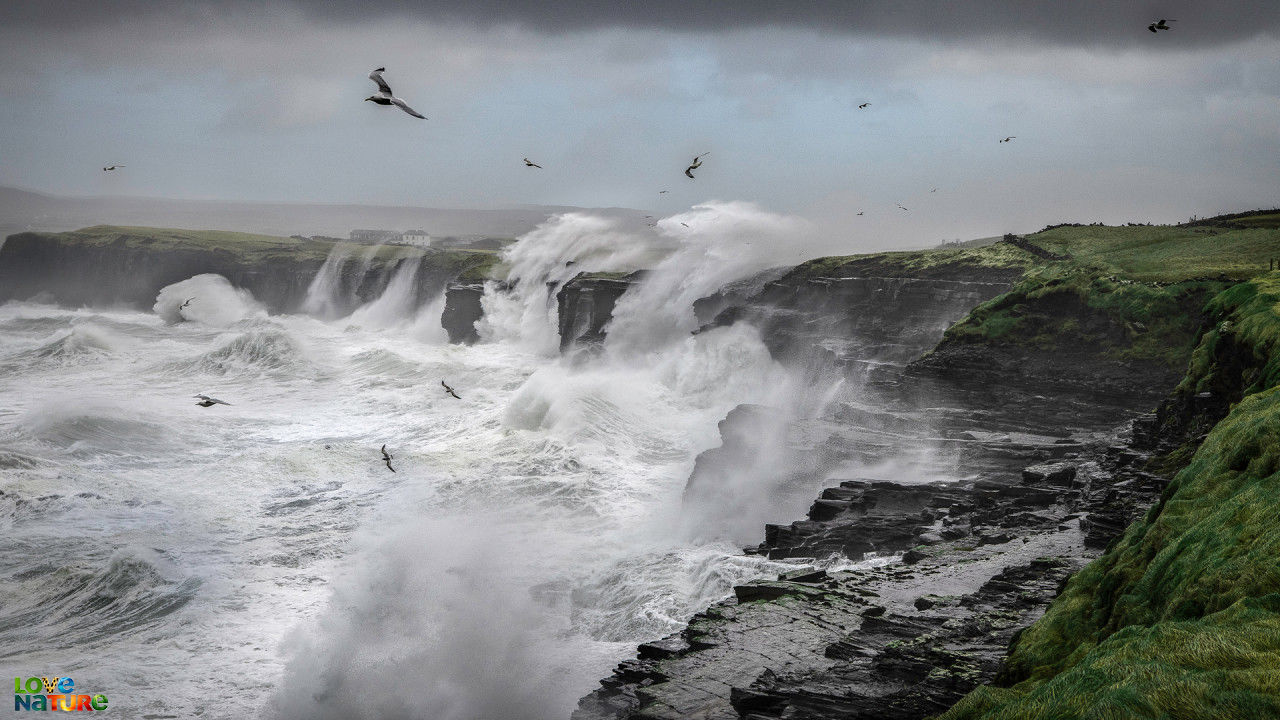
[2,1,1278,246]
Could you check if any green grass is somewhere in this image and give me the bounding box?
[1021,225,1280,283]
[939,265,1227,369]
[786,241,1040,282]
[23,225,501,278]
[937,274,1280,720]
[46,224,343,263]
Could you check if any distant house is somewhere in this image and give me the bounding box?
[349,229,403,245]
[401,229,432,247]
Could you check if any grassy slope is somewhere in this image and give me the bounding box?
[785,241,1039,282]
[939,274,1280,720]
[22,224,502,278]
[929,224,1280,372]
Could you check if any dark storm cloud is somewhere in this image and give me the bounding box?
[4,0,1278,47]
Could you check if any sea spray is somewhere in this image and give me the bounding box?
[605,201,815,358]
[345,253,422,330]
[153,274,265,327]
[302,243,355,318]
[476,212,666,353]
[268,205,855,719]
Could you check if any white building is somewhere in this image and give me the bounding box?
[401,229,432,247]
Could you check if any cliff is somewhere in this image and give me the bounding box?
[940,274,1280,720]
[0,225,499,314]
[576,216,1280,720]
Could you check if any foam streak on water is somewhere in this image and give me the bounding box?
[1,206,852,720]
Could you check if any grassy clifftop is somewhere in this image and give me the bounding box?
[785,241,1039,284]
[939,274,1280,719]
[925,222,1280,376]
[10,224,502,279]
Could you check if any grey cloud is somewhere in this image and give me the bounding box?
[4,1,1278,47]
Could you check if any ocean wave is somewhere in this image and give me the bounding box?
[0,546,199,655]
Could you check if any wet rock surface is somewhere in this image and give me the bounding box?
[442,281,486,343]
[557,275,634,350]
[574,392,1172,720]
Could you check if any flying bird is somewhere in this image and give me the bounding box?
[102,165,125,171]
[1148,18,1175,32]
[193,394,231,408]
[441,380,461,399]
[523,158,542,168]
[381,444,396,473]
[856,212,864,216]
[858,103,870,109]
[658,190,669,194]
[684,152,710,179]
[365,67,426,119]
[931,188,938,193]
[897,204,909,211]
[180,297,195,310]
[999,136,1017,143]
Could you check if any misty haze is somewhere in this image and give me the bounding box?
[2,3,1280,720]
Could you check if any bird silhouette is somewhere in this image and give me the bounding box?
[523,158,542,168]
[684,152,710,179]
[365,67,426,119]
[102,165,125,171]
[858,103,870,109]
[381,444,396,473]
[897,204,909,211]
[999,136,1016,143]
[194,394,231,408]
[442,380,461,399]
[856,211,864,216]
[1148,18,1175,32]
[180,297,195,309]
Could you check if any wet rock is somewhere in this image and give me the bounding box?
[442,282,485,343]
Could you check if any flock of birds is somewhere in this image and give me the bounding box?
[154,16,1183,471]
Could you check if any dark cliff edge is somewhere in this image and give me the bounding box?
[576,217,1280,720]
[0,225,499,316]
[557,272,642,351]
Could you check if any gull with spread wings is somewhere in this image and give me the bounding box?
[365,67,426,119]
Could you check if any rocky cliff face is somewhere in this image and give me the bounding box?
[572,246,1225,720]
[0,228,492,315]
[0,231,323,310]
[713,274,1016,374]
[442,282,487,344]
[556,275,635,350]
[549,260,1020,369]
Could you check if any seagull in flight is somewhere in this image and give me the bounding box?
[858,103,870,109]
[897,204,909,211]
[365,67,426,119]
[381,444,396,473]
[856,211,864,216]
[1148,18,1175,32]
[523,158,542,168]
[102,165,125,171]
[684,152,710,179]
[180,297,195,310]
[441,380,461,399]
[999,136,1016,143]
[194,394,231,408]
[658,190,669,194]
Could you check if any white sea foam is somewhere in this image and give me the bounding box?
[1,205,866,720]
